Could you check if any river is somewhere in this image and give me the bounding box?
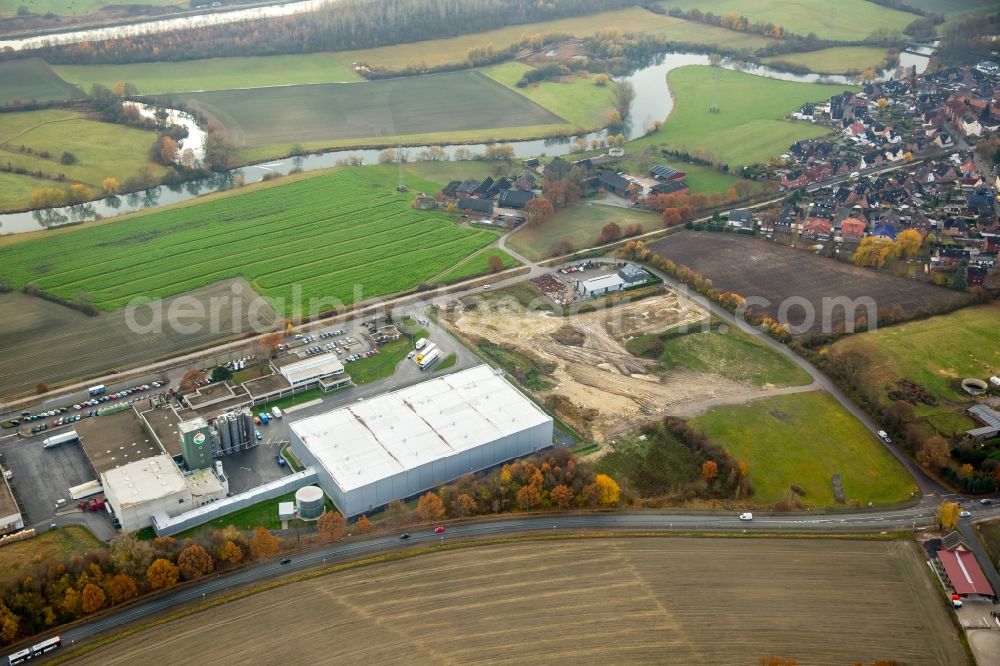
[0,0,330,51]
[0,48,930,235]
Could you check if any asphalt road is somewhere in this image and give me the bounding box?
[37,502,1000,658]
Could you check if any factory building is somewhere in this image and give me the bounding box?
[101,454,192,532]
[290,364,553,517]
[178,417,213,470]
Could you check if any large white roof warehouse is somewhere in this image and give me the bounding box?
[289,364,553,516]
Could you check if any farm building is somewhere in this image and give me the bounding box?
[457,198,493,215]
[967,404,1000,439]
[650,180,689,196]
[101,454,193,532]
[288,364,553,517]
[498,189,534,209]
[938,546,995,601]
[597,171,642,197]
[649,164,686,181]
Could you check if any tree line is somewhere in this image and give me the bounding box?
[17,0,643,65]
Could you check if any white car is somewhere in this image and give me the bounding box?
[482,284,491,290]
[876,430,891,443]
[960,510,971,518]
[407,351,415,359]
[739,512,753,521]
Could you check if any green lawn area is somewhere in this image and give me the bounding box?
[403,160,495,187]
[507,202,659,260]
[830,302,1000,405]
[693,391,918,507]
[260,387,324,412]
[628,66,850,167]
[0,167,501,316]
[484,62,614,130]
[434,248,520,283]
[0,108,166,210]
[345,326,427,385]
[173,490,337,537]
[176,70,565,150]
[763,46,890,74]
[0,58,83,105]
[54,53,362,95]
[0,526,104,587]
[3,0,183,16]
[434,353,458,372]
[626,323,813,388]
[658,0,914,41]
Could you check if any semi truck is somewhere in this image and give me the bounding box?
[43,430,79,449]
[416,343,437,363]
[418,348,442,370]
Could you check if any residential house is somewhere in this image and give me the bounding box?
[840,217,867,240]
[727,209,754,230]
[801,218,833,239]
[617,263,648,286]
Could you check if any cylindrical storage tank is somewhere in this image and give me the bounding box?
[227,415,239,453]
[295,485,325,520]
[217,415,232,452]
[240,409,254,449]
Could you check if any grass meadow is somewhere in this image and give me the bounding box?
[0,167,502,316]
[630,65,850,167]
[507,203,658,260]
[763,46,891,74]
[693,391,917,507]
[483,62,614,130]
[0,58,83,105]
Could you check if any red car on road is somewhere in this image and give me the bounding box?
[434,526,445,534]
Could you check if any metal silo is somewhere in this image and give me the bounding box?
[295,485,325,520]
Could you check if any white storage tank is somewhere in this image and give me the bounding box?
[295,485,325,520]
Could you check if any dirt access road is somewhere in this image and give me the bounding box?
[74,537,966,666]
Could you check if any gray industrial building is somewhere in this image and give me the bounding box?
[289,365,553,516]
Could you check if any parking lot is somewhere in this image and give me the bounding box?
[216,437,294,495]
[278,324,378,365]
[2,435,97,525]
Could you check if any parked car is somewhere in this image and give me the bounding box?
[276,456,286,467]
[960,510,971,518]
[255,430,263,441]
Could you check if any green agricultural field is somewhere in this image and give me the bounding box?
[693,391,918,507]
[507,203,658,260]
[402,160,496,187]
[3,0,182,16]
[763,46,891,74]
[629,65,851,167]
[626,323,813,388]
[337,8,769,72]
[434,248,520,283]
[903,0,996,17]
[830,302,1000,405]
[658,0,914,41]
[0,167,502,316]
[0,108,166,210]
[484,62,614,130]
[0,58,83,105]
[176,70,567,151]
[54,53,362,95]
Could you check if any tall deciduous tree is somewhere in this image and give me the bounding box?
[146,559,179,590]
[177,543,214,580]
[249,527,280,559]
[81,583,106,614]
[317,511,347,542]
[525,197,554,227]
[701,460,719,481]
[417,492,446,521]
[550,484,573,509]
[594,474,620,505]
[937,500,960,530]
[220,540,243,566]
[611,80,636,121]
[108,574,138,604]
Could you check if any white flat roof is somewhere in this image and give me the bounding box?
[291,365,550,492]
[101,454,188,509]
[580,273,624,291]
[281,353,345,384]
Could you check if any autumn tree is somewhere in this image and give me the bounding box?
[81,583,106,614]
[65,183,92,204]
[594,474,620,506]
[550,484,573,509]
[356,515,372,533]
[108,574,138,604]
[450,493,476,518]
[249,527,280,559]
[487,254,504,273]
[146,558,179,590]
[0,603,18,644]
[916,436,951,469]
[525,197,554,227]
[597,222,622,244]
[177,543,214,580]
[611,79,636,120]
[894,228,922,260]
[260,331,284,355]
[317,511,347,542]
[417,492,446,521]
[701,460,719,481]
[661,208,683,227]
[853,237,897,268]
[594,73,609,86]
[179,367,203,393]
[219,540,243,566]
[937,500,960,530]
[160,136,179,165]
[35,381,48,395]
[101,177,120,196]
[110,532,155,579]
[30,187,65,208]
[516,482,542,510]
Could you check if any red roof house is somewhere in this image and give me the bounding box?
[939,548,995,599]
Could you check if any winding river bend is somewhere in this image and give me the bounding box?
[0,49,929,235]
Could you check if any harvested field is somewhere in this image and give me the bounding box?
[447,287,811,440]
[0,279,276,397]
[177,70,566,149]
[647,232,970,335]
[73,538,966,665]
